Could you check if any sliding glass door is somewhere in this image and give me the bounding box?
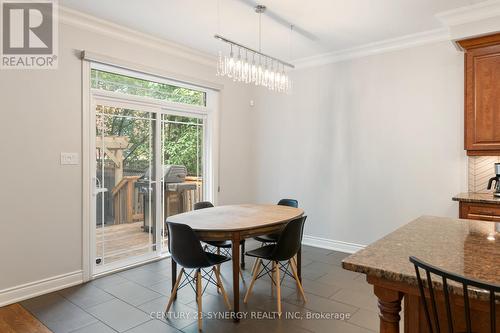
[94,104,158,269]
[90,65,213,275]
[160,114,204,250]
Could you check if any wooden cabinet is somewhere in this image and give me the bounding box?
[458,33,500,155]
[459,201,500,222]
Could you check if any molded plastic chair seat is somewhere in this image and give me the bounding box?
[204,252,231,267]
[245,244,275,258]
[253,233,280,243]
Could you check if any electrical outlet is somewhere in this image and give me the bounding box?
[60,152,79,165]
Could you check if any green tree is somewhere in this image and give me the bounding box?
[93,70,204,176]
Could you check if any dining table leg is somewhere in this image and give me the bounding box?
[231,232,241,322]
[240,240,245,269]
[171,259,177,300]
[373,285,403,333]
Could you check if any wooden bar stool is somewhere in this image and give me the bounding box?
[410,256,500,333]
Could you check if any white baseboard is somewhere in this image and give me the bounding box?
[0,271,83,307]
[302,235,365,254]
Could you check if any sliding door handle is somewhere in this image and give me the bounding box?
[93,187,108,196]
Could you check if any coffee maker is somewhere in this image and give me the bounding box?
[487,163,500,197]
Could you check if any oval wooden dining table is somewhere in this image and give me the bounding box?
[166,204,304,319]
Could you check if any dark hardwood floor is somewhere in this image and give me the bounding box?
[0,304,52,333]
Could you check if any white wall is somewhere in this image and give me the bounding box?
[0,21,254,295]
[251,41,467,247]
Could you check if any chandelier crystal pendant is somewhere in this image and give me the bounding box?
[215,5,294,93]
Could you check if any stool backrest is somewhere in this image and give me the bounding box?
[167,222,210,269]
[272,216,307,261]
[410,256,499,333]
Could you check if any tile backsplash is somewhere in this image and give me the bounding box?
[468,156,500,192]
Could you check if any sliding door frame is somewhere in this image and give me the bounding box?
[82,62,219,280]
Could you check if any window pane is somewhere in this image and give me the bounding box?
[96,105,151,119]
[161,114,203,177]
[91,69,206,106]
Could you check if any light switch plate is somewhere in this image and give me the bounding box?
[60,152,79,165]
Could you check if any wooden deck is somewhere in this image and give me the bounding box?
[96,222,167,264]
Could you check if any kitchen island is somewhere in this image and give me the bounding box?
[342,216,499,333]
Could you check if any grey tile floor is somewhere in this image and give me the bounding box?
[21,244,397,333]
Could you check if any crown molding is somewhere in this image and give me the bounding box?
[59,2,500,71]
[293,28,450,69]
[59,6,216,68]
[436,0,500,27]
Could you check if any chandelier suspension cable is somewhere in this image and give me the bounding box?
[216,0,220,35]
[258,8,262,53]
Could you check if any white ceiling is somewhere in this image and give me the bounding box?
[61,0,486,62]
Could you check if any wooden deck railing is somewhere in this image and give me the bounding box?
[111,176,204,225]
[112,176,141,224]
[184,176,204,212]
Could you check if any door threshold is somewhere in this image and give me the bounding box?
[92,252,171,279]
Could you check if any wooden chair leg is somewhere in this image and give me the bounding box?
[290,259,307,302]
[216,247,221,293]
[271,261,275,297]
[196,270,202,331]
[275,261,282,317]
[244,258,261,303]
[214,266,231,310]
[239,267,245,282]
[250,258,258,276]
[289,259,299,289]
[165,268,184,313]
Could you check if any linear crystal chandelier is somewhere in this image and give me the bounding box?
[215,5,294,93]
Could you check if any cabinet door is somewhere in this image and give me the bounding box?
[465,43,500,152]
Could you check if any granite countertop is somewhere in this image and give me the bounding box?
[452,192,500,205]
[342,216,499,300]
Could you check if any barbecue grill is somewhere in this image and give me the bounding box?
[140,165,188,183]
[137,165,197,233]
